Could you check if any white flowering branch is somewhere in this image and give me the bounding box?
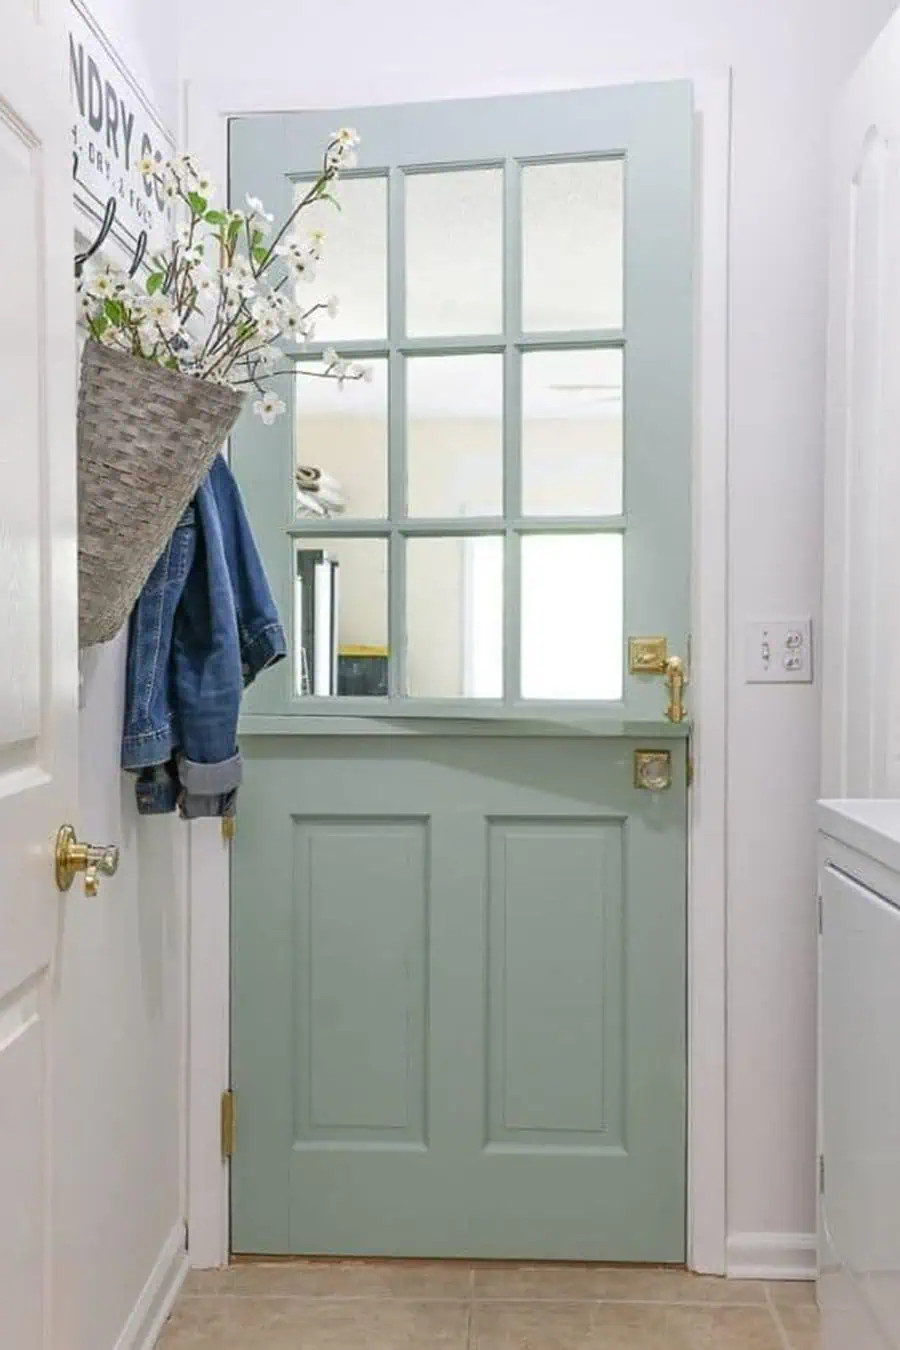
[77,129,369,424]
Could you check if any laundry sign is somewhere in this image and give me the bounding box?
[69,0,175,259]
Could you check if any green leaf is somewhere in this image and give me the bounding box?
[227,217,242,245]
[103,298,124,325]
[205,209,227,226]
[187,192,208,216]
[164,356,179,370]
[146,272,165,296]
[319,192,342,212]
[90,315,108,338]
[251,229,264,248]
[252,246,269,265]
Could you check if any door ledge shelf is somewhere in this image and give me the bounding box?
[239,711,692,738]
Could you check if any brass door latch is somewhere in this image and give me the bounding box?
[55,825,120,897]
[663,655,687,724]
[628,638,689,724]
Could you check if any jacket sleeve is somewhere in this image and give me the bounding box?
[207,455,287,686]
[121,506,197,771]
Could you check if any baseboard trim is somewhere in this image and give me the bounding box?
[726,1232,817,1281]
[113,1221,189,1350]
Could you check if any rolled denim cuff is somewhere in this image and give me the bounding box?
[134,765,179,815]
[179,789,238,821]
[174,753,242,821]
[176,751,242,796]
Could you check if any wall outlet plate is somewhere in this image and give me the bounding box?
[745,619,813,684]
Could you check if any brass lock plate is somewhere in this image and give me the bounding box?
[628,636,668,675]
[634,749,672,791]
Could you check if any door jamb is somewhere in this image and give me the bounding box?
[182,68,732,1274]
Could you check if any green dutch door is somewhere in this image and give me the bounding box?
[229,81,693,1261]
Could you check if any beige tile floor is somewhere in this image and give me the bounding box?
[159,1262,819,1348]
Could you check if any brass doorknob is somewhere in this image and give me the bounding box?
[55,825,120,896]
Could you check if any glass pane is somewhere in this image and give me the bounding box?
[521,159,623,332]
[294,538,387,697]
[406,354,503,517]
[521,349,623,516]
[405,168,502,336]
[406,536,503,698]
[296,175,387,340]
[295,358,387,519]
[520,534,623,700]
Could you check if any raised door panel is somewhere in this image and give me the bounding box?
[293,818,428,1146]
[486,819,624,1149]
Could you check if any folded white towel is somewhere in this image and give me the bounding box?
[295,490,328,518]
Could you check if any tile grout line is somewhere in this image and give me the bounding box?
[179,1291,769,1306]
[765,1284,795,1350]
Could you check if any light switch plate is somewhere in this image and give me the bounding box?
[745,619,813,684]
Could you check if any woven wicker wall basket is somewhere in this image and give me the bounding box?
[77,341,246,647]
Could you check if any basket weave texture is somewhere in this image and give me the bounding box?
[77,341,245,646]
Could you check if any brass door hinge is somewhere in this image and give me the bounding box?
[221,1090,236,1159]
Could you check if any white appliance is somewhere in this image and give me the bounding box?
[294,547,339,697]
[818,801,900,1350]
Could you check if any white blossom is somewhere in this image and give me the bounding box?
[137,153,157,179]
[82,267,120,301]
[326,128,360,172]
[250,293,277,322]
[222,256,256,298]
[253,392,286,425]
[277,301,314,345]
[144,294,180,337]
[275,233,320,278]
[246,195,274,234]
[289,252,317,283]
[252,344,280,373]
[254,311,281,341]
[191,266,217,298]
[325,294,339,319]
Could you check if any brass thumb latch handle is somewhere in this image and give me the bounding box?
[627,639,689,723]
[55,825,120,897]
[664,655,688,724]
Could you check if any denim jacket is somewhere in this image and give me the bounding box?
[122,454,285,818]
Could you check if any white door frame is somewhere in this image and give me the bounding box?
[182,69,732,1274]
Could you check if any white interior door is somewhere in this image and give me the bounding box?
[823,8,900,798]
[0,1,78,1346]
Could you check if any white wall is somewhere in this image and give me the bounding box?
[76,0,179,133]
[62,3,188,1347]
[180,0,899,1266]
